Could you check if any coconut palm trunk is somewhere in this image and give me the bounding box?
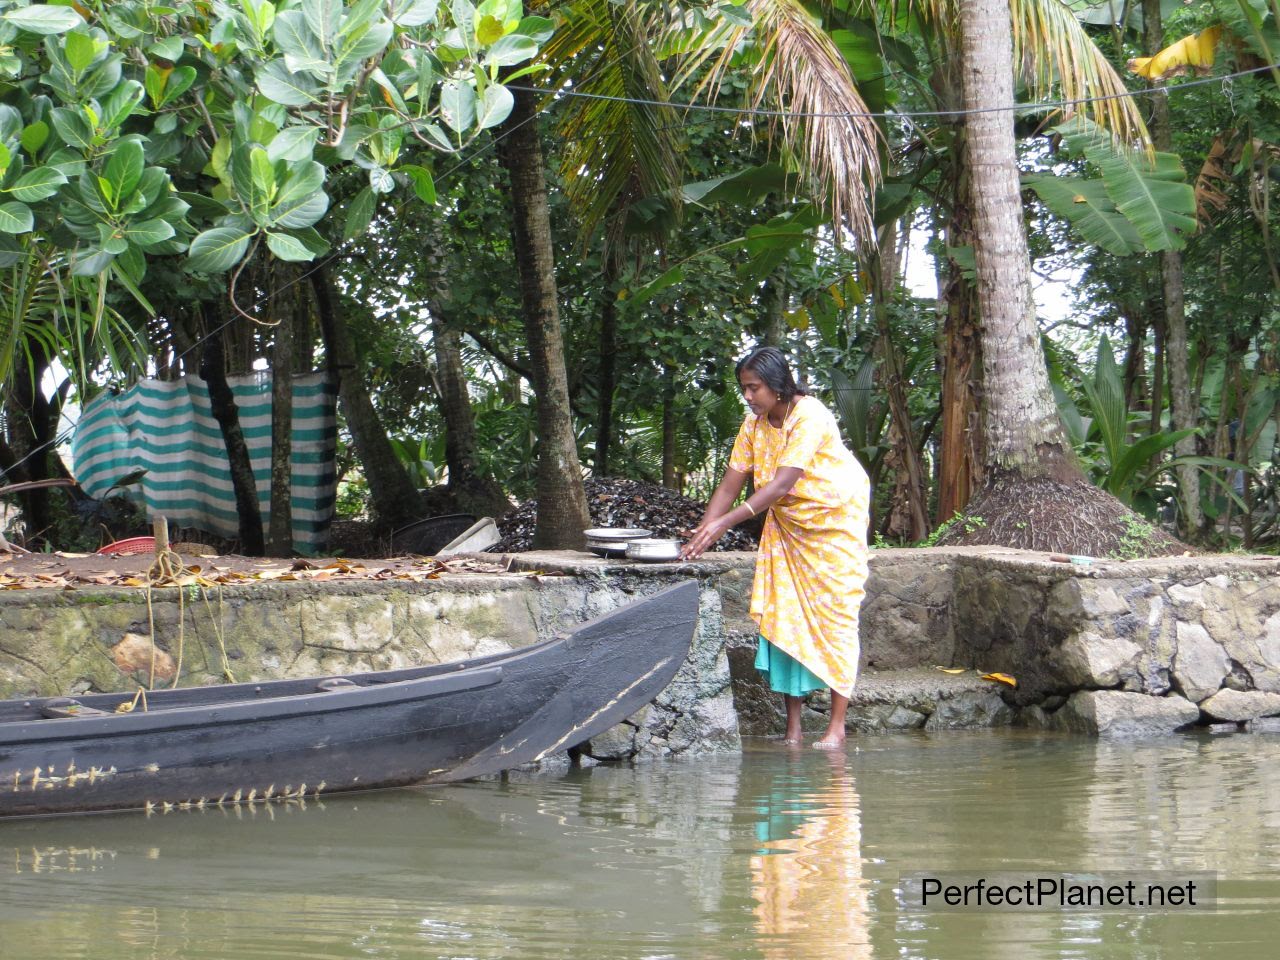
[959,0,1069,477]
[495,87,590,549]
[938,0,1181,556]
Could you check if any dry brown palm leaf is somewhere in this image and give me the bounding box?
[1194,134,1234,226]
[670,0,881,245]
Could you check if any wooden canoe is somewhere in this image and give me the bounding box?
[0,580,698,817]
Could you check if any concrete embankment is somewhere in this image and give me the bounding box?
[4,547,1280,751]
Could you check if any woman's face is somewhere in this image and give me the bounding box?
[739,368,780,416]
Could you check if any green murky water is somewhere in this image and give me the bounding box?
[2,730,1278,959]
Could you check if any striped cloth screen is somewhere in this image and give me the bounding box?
[71,372,338,554]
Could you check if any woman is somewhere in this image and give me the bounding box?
[682,346,870,748]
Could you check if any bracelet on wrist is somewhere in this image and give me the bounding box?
[743,501,756,517]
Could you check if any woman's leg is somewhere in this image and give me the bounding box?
[783,694,804,744]
[814,689,848,749]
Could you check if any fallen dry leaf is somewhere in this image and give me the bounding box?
[980,672,1018,688]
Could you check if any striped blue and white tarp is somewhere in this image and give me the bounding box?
[71,372,338,554]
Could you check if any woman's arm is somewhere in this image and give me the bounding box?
[681,466,804,559]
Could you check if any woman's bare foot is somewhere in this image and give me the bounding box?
[813,730,846,750]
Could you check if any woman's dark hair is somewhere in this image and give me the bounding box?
[735,346,807,400]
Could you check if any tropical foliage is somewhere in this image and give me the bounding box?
[0,0,1276,556]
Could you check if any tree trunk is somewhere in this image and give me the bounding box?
[873,223,928,541]
[0,334,69,544]
[495,86,590,549]
[1143,0,1201,536]
[661,363,677,490]
[937,0,1182,556]
[418,218,510,518]
[311,264,421,532]
[760,267,788,347]
[200,308,264,555]
[268,261,295,556]
[933,58,985,526]
[959,0,1071,476]
[594,251,620,476]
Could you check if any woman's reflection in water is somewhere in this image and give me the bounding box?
[751,749,871,958]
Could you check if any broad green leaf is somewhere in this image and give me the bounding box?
[338,0,384,36]
[145,65,169,107]
[266,230,316,261]
[439,81,475,133]
[1059,118,1196,252]
[248,146,276,225]
[0,235,26,268]
[148,35,185,62]
[101,80,145,130]
[0,201,34,233]
[50,107,93,151]
[3,5,83,35]
[398,163,436,203]
[273,10,323,61]
[1109,429,1196,496]
[186,226,253,272]
[476,83,513,129]
[70,247,114,276]
[256,60,321,106]
[389,0,439,26]
[341,185,375,240]
[422,123,454,152]
[369,166,394,194]
[158,66,196,107]
[335,19,393,78]
[121,218,176,247]
[1093,147,1198,252]
[267,126,320,163]
[64,30,102,73]
[476,14,505,45]
[484,34,537,66]
[268,160,326,227]
[209,137,233,185]
[98,223,129,255]
[7,167,67,202]
[451,0,476,42]
[1024,173,1143,256]
[20,122,49,156]
[102,141,145,208]
[302,0,343,45]
[0,143,9,173]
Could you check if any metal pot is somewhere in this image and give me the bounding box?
[584,527,652,557]
[625,538,684,562]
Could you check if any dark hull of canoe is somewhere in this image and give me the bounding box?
[0,581,698,817]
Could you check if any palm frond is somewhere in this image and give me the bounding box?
[911,0,1149,149]
[1008,0,1149,147]
[536,0,684,246]
[669,0,881,245]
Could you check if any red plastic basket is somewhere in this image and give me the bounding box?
[96,536,156,556]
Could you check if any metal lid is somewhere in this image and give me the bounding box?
[583,527,652,540]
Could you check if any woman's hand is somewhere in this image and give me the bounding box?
[681,516,731,560]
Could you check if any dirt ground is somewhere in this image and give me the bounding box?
[0,546,514,591]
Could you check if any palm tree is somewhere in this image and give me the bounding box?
[936,0,1182,554]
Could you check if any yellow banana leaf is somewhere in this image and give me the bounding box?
[1128,27,1222,81]
[980,672,1018,688]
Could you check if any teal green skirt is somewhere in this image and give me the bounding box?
[754,636,827,697]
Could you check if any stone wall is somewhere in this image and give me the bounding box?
[0,571,739,764]
[6,547,1280,743]
[947,552,1280,735]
